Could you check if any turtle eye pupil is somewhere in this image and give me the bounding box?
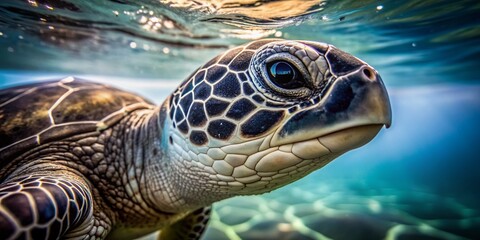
[270,61,294,82]
[267,61,305,89]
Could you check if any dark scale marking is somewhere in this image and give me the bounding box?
[42,183,69,219]
[63,210,71,234]
[1,184,20,192]
[206,65,228,84]
[299,101,312,108]
[190,131,208,146]
[24,181,41,187]
[181,81,194,97]
[279,107,344,138]
[252,94,265,104]
[187,102,207,127]
[193,81,211,100]
[238,72,248,82]
[179,93,193,114]
[207,120,236,140]
[226,98,256,120]
[25,188,56,224]
[72,186,85,210]
[213,73,240,98]
[17,232,27,240]
[193,225,202,232]
[326,47,364,76]
[242,82,255,96]
[194,70,206,85]
[49,220,62,239]
[59,182,73,199]
[178,120,189,134]
[324,80,354,113]
[61,181,73,187]
[20,177,38,184]
[174,108,185,122]
[60,216,69,237]
[2,193,34,226]
[288,106,298,113]
[241,110,285,137]
[229,51,254,71]
[68,200,79,228]
[169,106,175,120]
[205,98,229,117]
[84,195,92,218]
[31,227,47,239]
[218,47,243,65]
[0,211,16,239]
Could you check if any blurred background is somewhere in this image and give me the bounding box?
[1,0,479,239]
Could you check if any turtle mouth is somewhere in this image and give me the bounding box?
[241,124,383,183]
[317,124,383,153]
[286,124,383,160]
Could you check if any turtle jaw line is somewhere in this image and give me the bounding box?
[222,125,384,195]
[272,124,384,159]
[314,124,384,154]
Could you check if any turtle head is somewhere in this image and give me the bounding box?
[159,39,391,208]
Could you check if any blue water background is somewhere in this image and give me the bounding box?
[1,0,480,238]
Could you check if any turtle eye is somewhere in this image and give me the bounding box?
[266,61,305,89]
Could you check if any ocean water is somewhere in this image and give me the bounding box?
[1,0,479,239]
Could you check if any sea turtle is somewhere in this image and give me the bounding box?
[0,39,391,240]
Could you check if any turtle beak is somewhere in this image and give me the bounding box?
[270,49,392,153]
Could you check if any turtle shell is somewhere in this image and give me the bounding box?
[0,77,154,162]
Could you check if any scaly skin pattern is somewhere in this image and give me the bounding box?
[0,39,391,239]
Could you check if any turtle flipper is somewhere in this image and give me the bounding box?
[159,206,211,240]
[0,175,95,239]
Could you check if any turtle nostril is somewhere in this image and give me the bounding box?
[362,67,376,81]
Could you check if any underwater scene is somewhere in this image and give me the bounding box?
[0,0,479,239]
